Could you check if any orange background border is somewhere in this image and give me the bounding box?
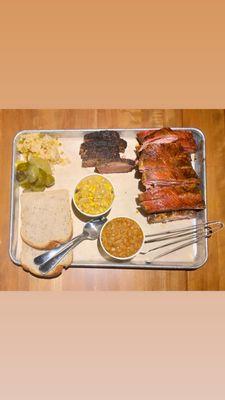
[1,1,225,398]
[0,0,225,108]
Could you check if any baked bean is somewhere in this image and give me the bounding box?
[101,217,144,258]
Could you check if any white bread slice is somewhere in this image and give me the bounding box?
[20,190,73,250]
[21,241,73,278]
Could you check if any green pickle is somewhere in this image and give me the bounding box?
[27,163,39,183]
[16,162,28,182]
[15,158,55,192]
[21,181,32,190]
[30,156,52,175]
[45,174,55,187]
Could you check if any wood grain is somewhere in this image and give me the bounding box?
[183,110,225,290]
[0,109,224,290]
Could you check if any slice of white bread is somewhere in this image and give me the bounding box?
[21,241,73,278]
[20,189,73,250]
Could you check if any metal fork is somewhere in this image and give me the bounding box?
[140,221,223,263]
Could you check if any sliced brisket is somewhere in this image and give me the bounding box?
[84,130,120,142]
[96,159,135,174]
[80,142,121,158]
[80,130,134,173]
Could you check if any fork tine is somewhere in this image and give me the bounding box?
[142,220,224,261]
[144,226,210,244]
[145,231,212,262]
[141,231,211,256]
[145,220,223,239]
[145,222,207,238]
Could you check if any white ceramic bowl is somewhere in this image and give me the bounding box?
[99,216,145,261]
[73,173,115,218]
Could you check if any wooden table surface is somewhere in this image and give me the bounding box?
[0,109,225,291]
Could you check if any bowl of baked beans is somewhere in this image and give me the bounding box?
[100,217,144,261]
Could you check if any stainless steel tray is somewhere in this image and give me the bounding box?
[9,128,208,270]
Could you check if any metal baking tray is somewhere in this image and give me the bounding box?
[9,128,207,270]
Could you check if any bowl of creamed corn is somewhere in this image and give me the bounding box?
[73,174,115,218]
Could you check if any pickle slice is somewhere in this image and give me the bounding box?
[15,157,55,191]
[33,169,47,188]
[27,163,39,183]
[31,185,46,192]
[45,174,55,187]
[21,181,32,190]
[29,157,52,175]
[16,162,28,182]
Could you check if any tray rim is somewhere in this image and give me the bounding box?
[9,127,208,271]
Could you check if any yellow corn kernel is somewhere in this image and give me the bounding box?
[74,175,114,215]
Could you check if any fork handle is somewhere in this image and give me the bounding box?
[37,234,86,274]
[146,236,208,264]
[34,234,85,265]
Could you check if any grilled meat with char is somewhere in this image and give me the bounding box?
[138,142,191,171]
[137,127,197,153]
[136,128,204,223]
[84,130,120,142]
[80,130,134,173]
[147,210,198,224]
[139,185,204,213]
[141,167,199,188]
[80,142,121,159]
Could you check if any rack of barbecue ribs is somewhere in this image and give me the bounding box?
[137,128,205,223]
[79,130,135,173]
